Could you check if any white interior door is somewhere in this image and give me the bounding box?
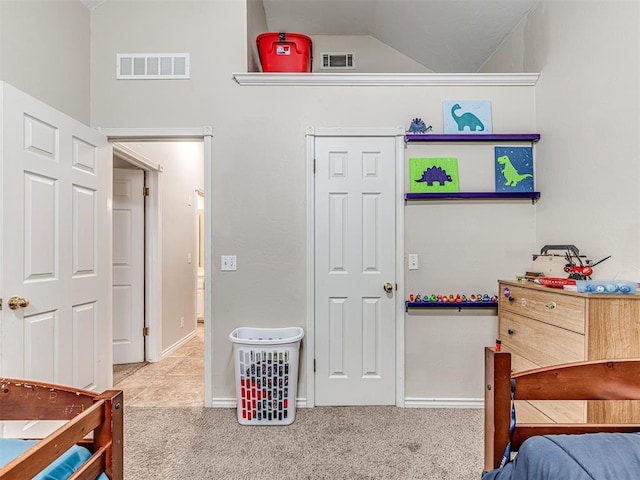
[314,136,396,405]
[0,82,112,391]
[112,168,145,364]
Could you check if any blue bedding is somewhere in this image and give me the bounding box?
[0,438,108,480]
[483,433,640,480]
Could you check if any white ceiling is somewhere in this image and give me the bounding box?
[262,0,538,72]
[80,0,538,73]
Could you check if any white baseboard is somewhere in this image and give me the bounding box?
[209,397,479,409]
[209,398,236,408]
[161,330,197,359]
[404,397,484,409]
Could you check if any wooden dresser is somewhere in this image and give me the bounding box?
[498,279,640,424]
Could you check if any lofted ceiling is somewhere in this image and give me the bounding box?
[262,0,538,72]
[81,0,538,73]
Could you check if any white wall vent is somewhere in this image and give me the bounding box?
[320,52,355,70]
[116,53,190,79]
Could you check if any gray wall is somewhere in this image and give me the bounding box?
[8,0,637,407]
[0,0,90,123]
[90,0,535,404]
[482,1,640,281]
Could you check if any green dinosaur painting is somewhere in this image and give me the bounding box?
[410,157,459,193]
[494,147,534,192]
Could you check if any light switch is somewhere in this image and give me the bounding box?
[408,254,419,270]
[221,255,237,271]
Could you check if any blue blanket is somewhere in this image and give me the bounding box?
[0,438,108,480]
[483,433,640,480]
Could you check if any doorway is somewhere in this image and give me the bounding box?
[104,130,211,406]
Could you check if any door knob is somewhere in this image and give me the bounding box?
[8,296,29,310]
[383,282,394,294]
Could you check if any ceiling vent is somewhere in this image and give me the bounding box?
[116,53,190,80]
[320,52,355,70]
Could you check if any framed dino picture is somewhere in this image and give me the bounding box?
[494,146,534,192]
[443,100,492,134]
[409,157,460,193]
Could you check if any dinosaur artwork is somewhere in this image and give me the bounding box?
[494,146,534,192]
[409,157,459,193]
[443,100,492,134]
[415,166,452,186]
[451,104,484,132]
[497,155,532,186]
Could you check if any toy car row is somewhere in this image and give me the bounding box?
[407,293,497,303]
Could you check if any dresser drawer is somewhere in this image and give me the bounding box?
[500,311,585,366]
[499,284,586,334]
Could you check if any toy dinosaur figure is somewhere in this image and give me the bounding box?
[408,118,432,134]
[451,104,485,132]
[497,155,533,186]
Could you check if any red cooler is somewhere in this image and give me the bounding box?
[257,32,312,72]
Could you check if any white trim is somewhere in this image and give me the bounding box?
[145,169,162,362]
[100,126,214,406]
[306,126,405,137]
[233,72,540,87]
[203,135,213,407]
[98,127,212,139]
[305,133,316,408]
[112,143,163,172]
[404,397,484,409]
[394,133,405,407]
[306,126,406,407]
[209,398,236,408]
[161,329,197,358]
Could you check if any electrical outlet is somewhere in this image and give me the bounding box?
[408,254,419,270]
[221,255,237,271]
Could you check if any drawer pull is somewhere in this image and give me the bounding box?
[545,302,557,310]
[507,329,515,336]
[508,296,515,302]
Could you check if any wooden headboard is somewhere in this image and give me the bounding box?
[484,347,640,471]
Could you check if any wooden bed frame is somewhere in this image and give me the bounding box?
[484,347,640,472]
[0,378,123,480]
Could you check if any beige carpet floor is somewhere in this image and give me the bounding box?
[123,405,484,480]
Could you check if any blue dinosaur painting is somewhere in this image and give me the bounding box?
[443,100,492,134]
[494,146,534,192]
[409,157,459,193]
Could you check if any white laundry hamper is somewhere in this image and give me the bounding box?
[229,327,304,425]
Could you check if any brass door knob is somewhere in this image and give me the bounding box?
[8,296,29,310]
[383,282,393,294]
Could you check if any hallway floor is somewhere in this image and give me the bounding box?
[113,322,204,407]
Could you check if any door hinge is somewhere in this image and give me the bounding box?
[143,327,150,336]
[313,358,316,372]
[143,186,150,197]
[313,158,316,174]
[0,298,2,311]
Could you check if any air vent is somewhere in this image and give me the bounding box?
[116,53,190,79]
[320,52,355,70]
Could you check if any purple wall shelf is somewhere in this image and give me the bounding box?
[406,301,498,312]
[405,133,540,143]
[405,191,540,201]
